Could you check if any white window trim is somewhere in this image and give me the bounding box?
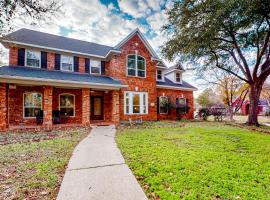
[25,49,41,68]
[126,54,146,78]
[23,92,43,118]
[124,91,148,115]
[175,72,182,83]
[156,69,164,81]
[59,93,75,117]
[159,96,168,114]
[90,59,101,75]
[61,55,74,72]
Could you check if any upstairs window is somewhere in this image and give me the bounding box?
[157,70,163,81]
[176,72,181,82]
[23,93,42,118]
[61,55,73,71]
[60,94,75,117]
[90,60,101,74]
[25,50,40,68]
[127,55,146,78]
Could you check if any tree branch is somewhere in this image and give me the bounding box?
[229,31,253,81]
[253,29,270,79]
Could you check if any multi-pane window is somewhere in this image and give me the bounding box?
[176,98,186,105]
[25,50,40,68]
[61,55,73,71]
[60,94,75,117]
[90,60,101,74]
[124,92,148,114]
[23,93,42,118]
[127,55,146,77]
[159,96,168,114]
[157,70,163,80]
[176,72,181,82]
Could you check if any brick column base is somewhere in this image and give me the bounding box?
[82,88,90,125]
[43,86,53,128]
[111,90,120,124]
[0,83,7,131]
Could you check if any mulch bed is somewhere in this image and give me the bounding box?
[0,126,91,145]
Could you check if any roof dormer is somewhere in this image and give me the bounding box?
[164,63,185,84]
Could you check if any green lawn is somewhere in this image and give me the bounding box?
[0,128,89,199]
[117,122,270,200]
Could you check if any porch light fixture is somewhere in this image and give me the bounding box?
[9,84,16,89]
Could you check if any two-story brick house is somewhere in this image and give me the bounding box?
[0,28,197,130]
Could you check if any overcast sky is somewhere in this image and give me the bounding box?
[1,0,203,96]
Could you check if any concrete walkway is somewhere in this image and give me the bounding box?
[57,125,147,200]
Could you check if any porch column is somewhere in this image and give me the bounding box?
[43,86,53,127]
[0,83,7,131]
[82,88,90,125]
[111,90,120,124]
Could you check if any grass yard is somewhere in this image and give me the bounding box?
[117,121,270,200]
[0,127,89,199]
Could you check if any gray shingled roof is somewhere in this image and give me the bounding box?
[157,77,197,90]
[0,66,124,86]
[6,29,115,57]
[165,63,185,73]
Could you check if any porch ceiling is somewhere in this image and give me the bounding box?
[0,66,127,90]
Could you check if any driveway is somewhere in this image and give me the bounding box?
[57,125,147,200]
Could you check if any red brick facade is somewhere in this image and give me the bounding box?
[0,32,195,130]
[107,34,158,121]
[157,88,194,120]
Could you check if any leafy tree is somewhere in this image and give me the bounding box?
[0,0,60,36]
[162,0,270,126]
[196,88,218,108]
[200,68,249,121]
[261,82,270,102]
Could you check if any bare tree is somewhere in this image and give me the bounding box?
[199,68,249,121]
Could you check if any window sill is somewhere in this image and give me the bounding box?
[126,75,146,79]
[124,113,148,115]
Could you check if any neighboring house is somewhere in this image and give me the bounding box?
[0,28,197,130]
[232,97,269,115]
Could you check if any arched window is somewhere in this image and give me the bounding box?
[127,55,146,77]
[59,94,75,117]
[23,92,42,118]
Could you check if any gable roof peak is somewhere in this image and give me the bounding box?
[114,28,159,59]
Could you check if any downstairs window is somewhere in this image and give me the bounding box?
[124,92,148,114]
[23,93,42,118]
[60,94,75,117]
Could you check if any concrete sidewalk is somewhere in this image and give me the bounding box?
[57,125,147,200]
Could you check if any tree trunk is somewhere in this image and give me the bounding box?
[247,84,261,126]
[228,106,234,121]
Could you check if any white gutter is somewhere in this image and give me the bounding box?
[157,84,198,91]
[0,75,128,90]
[2,40,121,59]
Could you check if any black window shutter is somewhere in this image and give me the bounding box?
[157,97,160,114]
[101,61,105,75]
[41,51,47,69]
[74,56,79,72]
[186,98,189,105]
[85,58,90,73]
[17,48,25,66]
[55,54,61,70]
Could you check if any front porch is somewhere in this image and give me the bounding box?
[0,83,120,131]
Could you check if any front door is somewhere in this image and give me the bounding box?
[91,96,103,120]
